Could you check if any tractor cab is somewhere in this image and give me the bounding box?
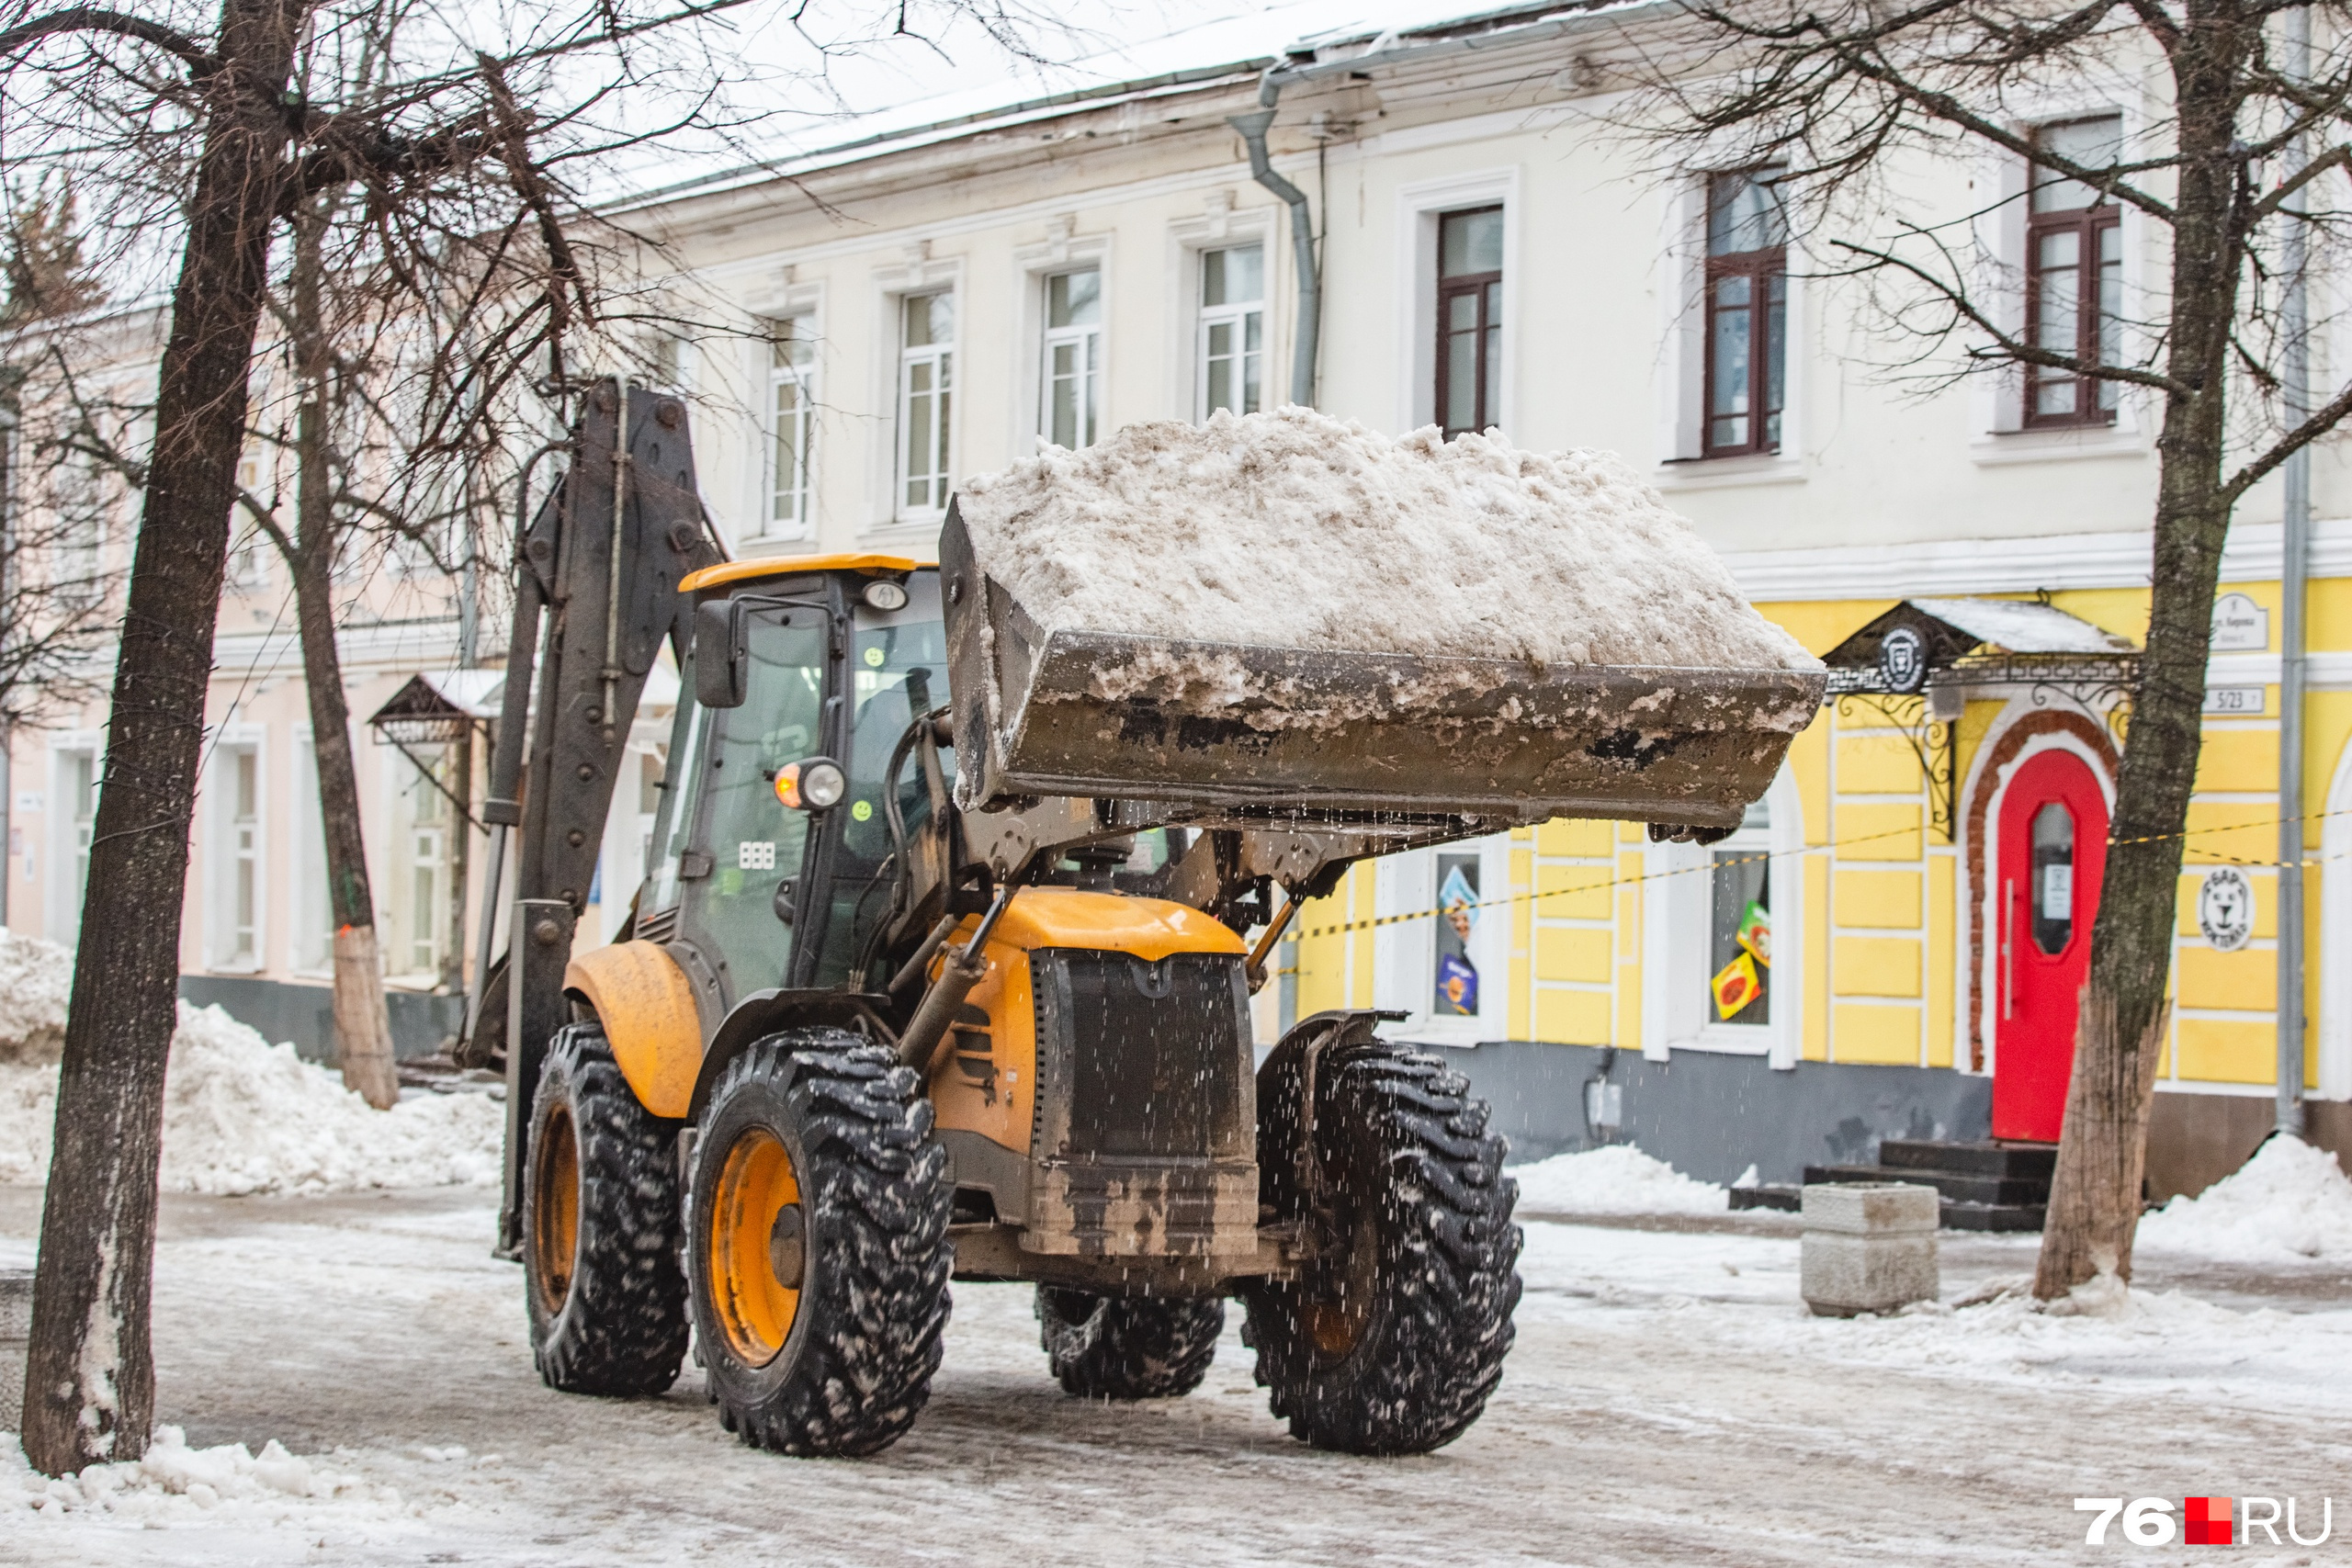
[640,556,946,1014]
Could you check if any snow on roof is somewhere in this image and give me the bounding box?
[1907,597,2138,655]
[622,0,1629,209]
[421,670,506,718]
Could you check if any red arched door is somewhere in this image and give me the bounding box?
[1993,750,2109,1141]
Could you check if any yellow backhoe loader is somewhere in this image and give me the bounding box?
[460,382,1823,1458]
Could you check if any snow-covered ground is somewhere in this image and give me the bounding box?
[6,1173,2350,1566]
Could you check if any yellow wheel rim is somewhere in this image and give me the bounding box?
[710,1127,803,1368]
[531,1104,581,1314]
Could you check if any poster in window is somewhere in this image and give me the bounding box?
[1434,855,1480,1016]
[1706,848,1770,1025]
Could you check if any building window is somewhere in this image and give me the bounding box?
[1703,797,1772,1029]
[1702,167,1788,457]
[228,457,268,590]
[1436,207,1502,438]
[1042,268,1102,449]
[67,751,95,922]
[765,317,815,536]
[210,745,260,968]
[2024,116,2123,428]
[392,748,450,976]
[1433,850,1483,1018]
[898,291,955,516]
[54,458,103,608]
[1198,244,1263,419]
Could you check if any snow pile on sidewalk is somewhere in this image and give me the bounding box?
[1508,1145,1728,1217]
[3,1426,403,1524]
[0,930,70,1063]
[2136,1134,2352,1262]
[0,1002,501,1195]
[956,407,1817,672]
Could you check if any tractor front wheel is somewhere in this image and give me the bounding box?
[523,1021,690,1394]
[1239,1023,1521,1454]
[689,1030,954,1457]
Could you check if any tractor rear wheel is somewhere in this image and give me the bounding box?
[1035,1288,1224,1399]
[1239,1023,1521,1454]
[524,1021,690,1395]
[689,1030,954,1457]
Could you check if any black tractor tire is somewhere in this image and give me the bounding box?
[523,1021,690,1395]
[1035,1288,1225,1400]
[689,1030,954,1457]
[1239,1023,1521,1455]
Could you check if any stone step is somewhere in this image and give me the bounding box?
[1804,1164,2050,1207]
[1876,1139,2057,1180]
[1939,1201,2047,1233]
[1729,1185,1802,1213]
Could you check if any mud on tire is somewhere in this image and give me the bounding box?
[525,1022,690,1395]
[1036,1288,1224,1400]
[690,1030,954,1457]
[1238,1021,1521,1455]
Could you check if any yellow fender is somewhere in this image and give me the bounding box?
[564,941,704,1119]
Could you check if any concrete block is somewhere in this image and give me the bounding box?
[0,1268,28,1434]
[1801,1182,1939,1316]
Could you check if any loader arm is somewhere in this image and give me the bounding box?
[458,379,724,1255]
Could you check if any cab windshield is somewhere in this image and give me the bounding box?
[805,600,950,987]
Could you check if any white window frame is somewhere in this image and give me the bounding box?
[761,312,818,543]
[894,289,956,523]
[1370,833,1513,1047]
[1038,266,1104,450]
[1166,197,1277,422]
[1394,169,1520,438]
[45,735,101,948]
[1195,242,1267,422]
[382,740,452,982]
[206,728,266,973]
[1643,767,1804,1067]
[1964,98,2153,463]
[1013,225,1111,458]
[1653,171,1809,489]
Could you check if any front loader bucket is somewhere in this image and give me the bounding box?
[939,507,1826,833]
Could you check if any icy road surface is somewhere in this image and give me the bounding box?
[6,1187,2351,1566]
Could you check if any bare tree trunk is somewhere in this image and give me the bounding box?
[2035,14,2247,1297]
[2034,992,2170,1294]
[289,198,398,1109]
[22,0,305,1472]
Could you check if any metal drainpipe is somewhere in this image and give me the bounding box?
[1229,74,1319,408]
[2278,3,2312,1139]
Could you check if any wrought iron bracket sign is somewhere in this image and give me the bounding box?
[1821,598,2141,840]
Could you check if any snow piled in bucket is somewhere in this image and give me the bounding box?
[0,1002,500,1194]
[3,1426,402,1522]
[2136,1135,2352,1262]
[956,408,1817,672]
[0,929,69,1064]
[1508,1145,1727,1216]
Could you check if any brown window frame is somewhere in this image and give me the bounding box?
[2022,191,2121,430]
[1435,206,1502,439]
[1701,170,1787,460]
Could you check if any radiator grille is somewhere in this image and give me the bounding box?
[1030,950,1250,1162]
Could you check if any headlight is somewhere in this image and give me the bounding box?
[775,756,847,811]
[861,578,910,612]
